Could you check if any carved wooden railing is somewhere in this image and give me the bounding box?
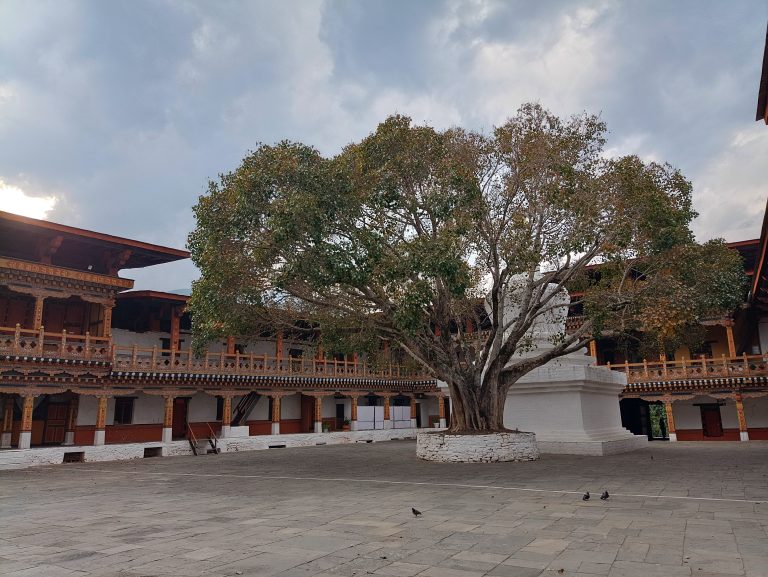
[0,324,112,361]
[607,354,768,384]
[111,344,430,380]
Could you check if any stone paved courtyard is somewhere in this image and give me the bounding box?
[1,441,767,577]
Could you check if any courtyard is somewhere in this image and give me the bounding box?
[0,442,767,577]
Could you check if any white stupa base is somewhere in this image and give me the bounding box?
[505,354,647,456]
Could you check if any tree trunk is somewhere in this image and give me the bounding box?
[446,371,508,433]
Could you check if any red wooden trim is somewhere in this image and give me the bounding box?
[675,428,740,441]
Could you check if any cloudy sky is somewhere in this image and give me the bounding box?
[1,1,767,291]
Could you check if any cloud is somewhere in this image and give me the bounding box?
[0,179,58,219]
[0,0,766,291]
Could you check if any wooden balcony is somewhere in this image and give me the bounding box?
[608,354,768,392]
[0,325,111,361]
[0,325,433,383]
[111,345,428,381]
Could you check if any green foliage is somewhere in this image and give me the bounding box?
[187,103,746,430]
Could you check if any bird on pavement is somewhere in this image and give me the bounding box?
[582,492,590,501]
[412,507,422,517]
[600,491,609,500]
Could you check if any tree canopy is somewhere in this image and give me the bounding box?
[188,103,745,432]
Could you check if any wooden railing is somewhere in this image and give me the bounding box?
[607,354,768,384]
[111,344,428,380]
[0,324,112,361]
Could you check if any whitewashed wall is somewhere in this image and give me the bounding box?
[745,397,768,427]
[672,397,740,429]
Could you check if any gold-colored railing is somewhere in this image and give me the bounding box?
[111,344,427,379]
[607,354,768,383]
[0,324,112,360]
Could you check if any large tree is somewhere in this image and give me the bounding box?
[188,104,745,433]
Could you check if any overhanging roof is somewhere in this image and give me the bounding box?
[0,210,189,270]
[757,22,768,123]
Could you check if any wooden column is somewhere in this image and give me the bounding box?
[1,396,15,448]
[438,395,446,428]
[349,394,359,431]
[725,324,736,358]
[589,340,597,359]
[94,395,108,445]
[102,302,114,338]
[276,331,284,359]
[33,295,45,330]
[382,394,392,429]
[64,394,79,446]
[18,394,35,449]
[170,306,182,351]
[270,394,281,435]
[410,396,418,428]
[226,336,236,355]
[735,393,749,441]
[222,396,232,427]
[314,395,323,433]
[664,400,676,442]
[162,395,174,442]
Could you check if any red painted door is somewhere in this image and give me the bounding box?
[172,398,189,439]
[300,395,314,432]
[43,403,67,444]
[701,405,723,437]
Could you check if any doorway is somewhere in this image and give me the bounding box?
[700,404,723,438]
[172,398,189,439]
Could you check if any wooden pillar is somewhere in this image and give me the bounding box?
[64,394,79,446]
[102,302,113,338]
[170,306,182,351]
[94,395,108,445]
[410,396,418,428]
[276,331,284,359]
[438,395,446,428]
[349,394,359,431]
[162,395,174,442]
[382,394,392,429]
[725,324,736,358]
[735,393,749,441]
[589,340,597,359]
[1,396,14,448]
[314,395,323,433]
[270,394,281,435]
[664,400,676,442]
[221,396,232,437]
[226,336,236,355]
[18,394,35,449]
[33,295,45,330]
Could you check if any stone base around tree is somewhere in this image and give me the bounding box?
[416,431,539,463]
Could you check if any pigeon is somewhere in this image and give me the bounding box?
[582,492,590,501]
[600,491,609,500]
[412,507,422,517]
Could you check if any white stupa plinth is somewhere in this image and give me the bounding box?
[495,278,647,455]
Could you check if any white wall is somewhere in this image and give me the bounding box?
[187,392,220,422]
[672,396,740,430]
[77,396,97,426]
[129,393,163,425]
[759,320,768,354]
[745,396,768,427]
[282,394,300,419]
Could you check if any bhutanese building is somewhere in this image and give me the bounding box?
[0,210,443,467]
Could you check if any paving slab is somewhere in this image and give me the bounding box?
[0,440,767,576]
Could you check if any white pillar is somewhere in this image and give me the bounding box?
[668,432,677,442]
[350,420,358,431]
[161,427,172,443]
[314,421,323,433]
[410,418,418,428]
[220,425,231,438]
[0,432,11,448]
[271,422,280,435]
[63,431,75,446]
[18,431,32,449]
[93,429,105,446]
[439,418,447,429]
[740,430,750,442]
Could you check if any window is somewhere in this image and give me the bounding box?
[114,397,134,425]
